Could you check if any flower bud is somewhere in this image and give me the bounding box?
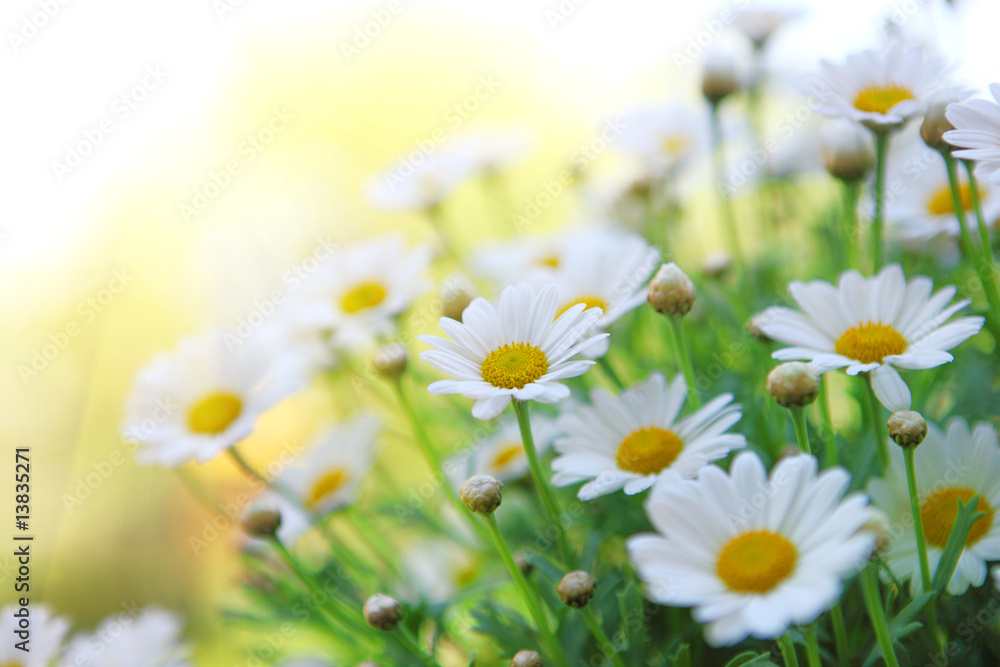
[460,475,503,514]
[372,343,407,379]
[702,51,739,106]
[363,594,402,630]
[511,650,544,667]
[516,552,534,578]
[702,251,733,280]
[766,362,820,408]
[921,98,957,153]
[822,121,875,183]
[745,312,772,342]
[887,410,927,449]
[648,263,696,316]
[558,571,596,608]
[441,274,477,322]
[241,506,282,539]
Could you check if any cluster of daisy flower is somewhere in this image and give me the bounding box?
[105,3,1000,666]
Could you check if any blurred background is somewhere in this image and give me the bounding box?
[3,0,999,663]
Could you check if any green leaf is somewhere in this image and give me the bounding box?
[931,494,985,596]
[523,552,564,584]
[725,651,775,666]
[465,652,477,667]
[670,643,691,667]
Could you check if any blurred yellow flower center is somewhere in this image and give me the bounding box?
[455,562,479,587]
[834,321,907,364]
[481,343,549,389]
[927,183,980,216]
[616,427,683,475]
[491,443,524,469]
[919,487,994,548]
[187,392,243,435]
[340,281,387,314]
[662,136,687,156]
[538,255,560,268]
[853,84,915,115]
[716,530,797,593]
[307,468,349,508]
[557,295,608,318]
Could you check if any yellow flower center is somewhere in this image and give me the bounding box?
[455,562,480,587]
[615,427,684,475]
[919,487,994,548]
[716,530,798,594]
[1,662,24,667]
[307,468,350,509]
[661,135,687,156]
[927,182,982,216]
[481,343,549,390]
[187,392,243,435]
[538,255,560,268]
[853,84,915,115]
[491,443,524,469]
[834,321,908,364]
[556,295,608,318]
[340,281,387,314]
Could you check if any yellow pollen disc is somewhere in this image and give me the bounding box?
[927,182,981,216]
[834,321,908,364]
[615,427,684,475]
[662,136,687,156]
[1,662,24,667]
[187,392,243,435]
[538,255,560,268]
[481,343,549,390]
[491,443,524,469]
[853,84,915,115]
[340,281,387,314]
[556,295,608,318]
[716,530,798,594]
[455,562,479,587]
[919,487,994,548]
[307,468,349,509]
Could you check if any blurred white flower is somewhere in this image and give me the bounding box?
[61,607,190,667]
[945,82,1000,185]
[445,414,557,488]
[402,538,484,602]
[122,329,306,467]
[616,102,709,179]
[733,6,801,48]
[0,605,68,667]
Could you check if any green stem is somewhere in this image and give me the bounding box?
[962,162,1000,345]
[830,601,849,667]
[343,508,404,578]
[864,378,889,471]
[818,375,838,467]
[393,625,444,667]
[710,104,747,277]
[391,379,492,546]
[513,400,575,567]
[804,623,822,667]
[860,566,900,667]
[580,606,628,667]
[870,130,891,274]
[789,406,812,455]
[667,316,701,409]
[903,448,933,593]
[942,153,980,265]
[842,180,861,271]
[598,355,627,391]
[482,513,569,667]
[777,633,799,667]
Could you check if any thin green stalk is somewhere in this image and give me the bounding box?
[391,378,492,546]
[343,508,404,578]
[710,104,747,277]
[818,375,838,467]
[860,566,900,667]
[580,606,628,667]
[482,513,569,667]
[804,623,822,667]
[666,316,701,409]
[513,399,574,567]
[598,355,626,391]
[777,633,800,667]
[962,162,1000,344]
[830,601,849,667]
[842,180,861,271]
[864,379,889,471]
[393,624,444,667]
[870,131,891,273]
[903,448,932,593]
[789,406,812,455]
[942,153,979,264]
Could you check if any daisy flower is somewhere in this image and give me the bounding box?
[419,283,607,420]
[884,137,998,242]
[445,414,557,488]
[616,102,709,180]
[469,233,570,288]
[447,127,533,175]
[0,604,68,667]
[368,142,479,211]
[551,372,745,500]
[945,83,1000,185]
[122,329,306,467]
[403,538,484,602]
[733,6,801,49]
[757,264,984,411]
[809,43,949,131]
[294,235,431,352]
[531,229,660,358]
[61,607,190,667]
[627,452,876,646]
[867,418,1000,595]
